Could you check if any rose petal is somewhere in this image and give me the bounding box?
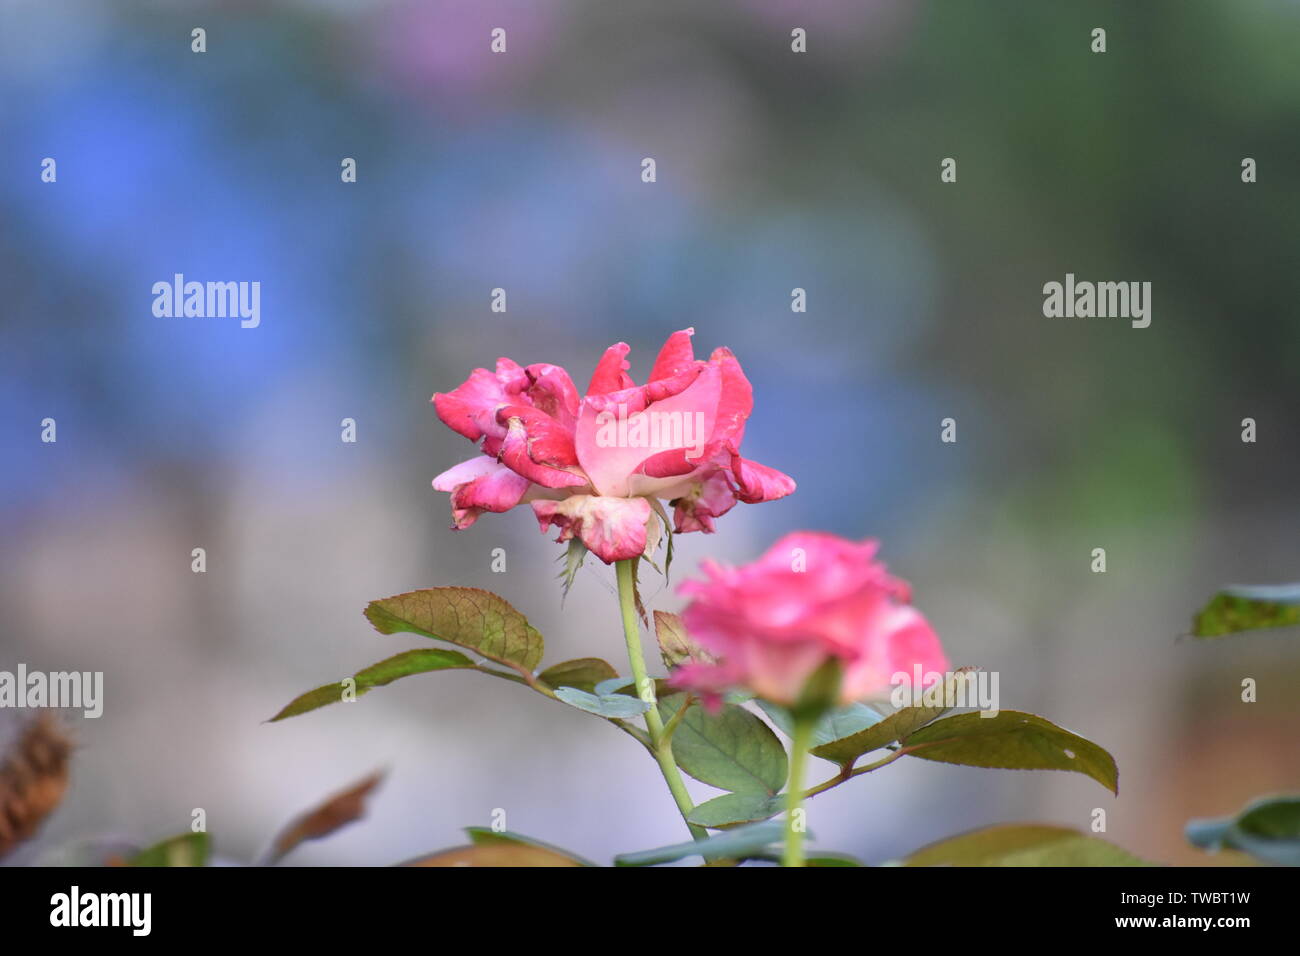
[586,342,634,395]
[729,450,796,504]
[704,346,754,454]
[575,363,720,497]
[432,455,500,492]
[671,532,948,707]
[432,456,531,529]
[432,358,529,443]
[841,606,948,702]
[668,659,744,713]
[495,404,580,467]
[499,417,589,489]
[648,328,699,382]
[524,363,581,431]
[671,469,737,533]
[530,495,652,563]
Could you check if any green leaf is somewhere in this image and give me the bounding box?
[641,502,670,574]
[653,611,715,669]
[1186,794,1300,866]
[659,694,787,794]
[270,648,483,721]
[687,791,785,829]
[127,832,210,867]
[1192,587,1300,637]
[904,711,1119,794]
[901,824,1149,866]
[806,698,951,767]
[558,538,589,598]
[757,699,883,751]
[554,686,650,719]
[615,821,789,866]
[816,703,884,743]
[803,667,976,766]
[538,658,619,693]
[662,514,675,579]
[803,852,864,867]
[1227,584,1300,602]
[598,676,672,699]
[364,587,544,675]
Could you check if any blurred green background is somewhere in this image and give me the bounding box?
[1,0,1297,866]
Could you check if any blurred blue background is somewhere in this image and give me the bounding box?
[1,0,1298,866]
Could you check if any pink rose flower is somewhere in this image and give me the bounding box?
[670,532,948,707]
[431,329,795,563]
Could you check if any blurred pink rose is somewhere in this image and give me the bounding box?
[432,329,795,563]
[369,0,562,104]
[670,532,948,707]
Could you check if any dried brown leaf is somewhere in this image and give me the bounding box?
[0,715,72,859]
[267,771,384,864]
[653,610,716,669]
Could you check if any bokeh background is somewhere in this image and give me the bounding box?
[2,0,1298,866]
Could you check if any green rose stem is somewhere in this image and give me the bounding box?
[783,660,838,867]
[615,559,707,842]
[783,716,814,867]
